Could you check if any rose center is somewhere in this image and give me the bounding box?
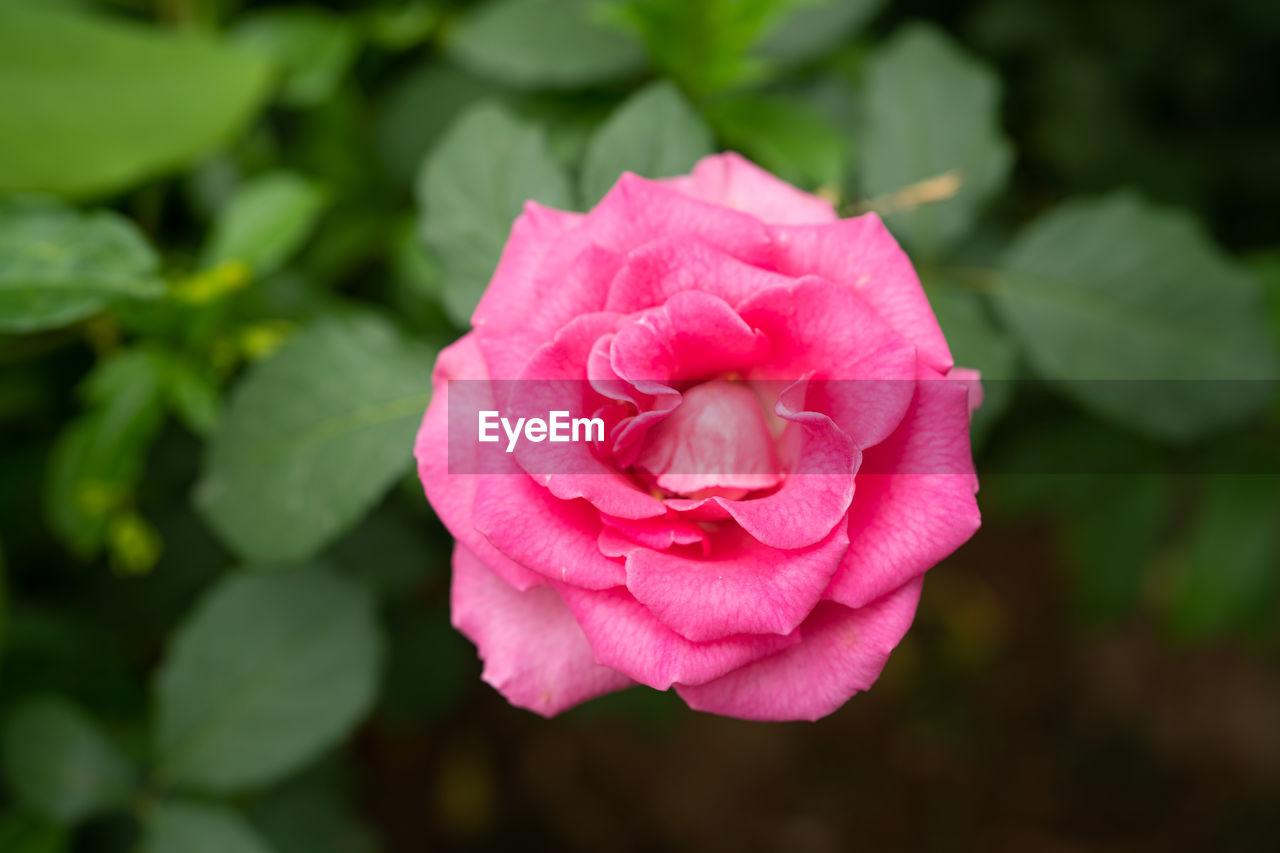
[633,380,783,500]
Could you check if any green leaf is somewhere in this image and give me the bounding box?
[196,313,433,563]
[447,0,646,89]
[613,0,796,97]
[375,64,504,190]
[860,22,1012,257]
[990,192,1280,439]
[1,696,134,825]
[45,349,168,557]
[754,0,883,65]
[0,199,164,333]
[417,103,572,326]
[1167,475,1280,640]
[230,8,360,108]
[153,566,382,794]
[581,82,714,207]
[0,812,67,853]
[0,4,271,198]
[922,280,1017,447]
[144,801,273,853]
[705,93,846,189]
[201,172,328,277]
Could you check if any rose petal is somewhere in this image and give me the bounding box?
[586,173,777,268]
[770,214,954,373]
[473,475,626,590]
[452,545,633,717]
[664,152,838,225]
[621,520,849,642]
[415,334,543,591]
[556,584,801,690]
[738,277,918,449]
[675,578,924,721]
[826,367,980,610]
[605,234,793,315]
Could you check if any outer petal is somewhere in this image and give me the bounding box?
[621,521,850,642]
[473,475,626,590]
[452,545,633,717]
[826,368,981,610]
[556,584,801,690]
[770,215,954,373]
[416,334,543,591]
[675,578,924,721]
[664,152,838,225]
[585,173,777,269]
[476,236,624,380]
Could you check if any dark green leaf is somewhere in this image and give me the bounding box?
[754,0,883,65]
[581,82,714,207]
[201,172,328,277]
[1167,475,1280,640]
[153,566,382,794]
[196,313,433,563]
[0,4,271,197]
[860,23,1012,257]
[0,199,163,333]
[0,812,67,853]
[991,192,1279,439]
[447,0,646,89]
[1,696,134,824]
[144,801,273,853]
[375,65,504,190]
[1062,475,1171,622]
[416,103,572,326]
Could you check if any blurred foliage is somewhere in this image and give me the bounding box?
[0,0,1277,850]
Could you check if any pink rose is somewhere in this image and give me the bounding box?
[415,153,981,721]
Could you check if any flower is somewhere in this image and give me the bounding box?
[415,153,981,721]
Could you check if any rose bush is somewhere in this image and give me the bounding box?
[416,153,981,721]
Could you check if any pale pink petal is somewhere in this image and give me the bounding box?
[585,173,776,268]
[473,475,626,590]
[664,152,838,225]
[675,578,924,721]
[452,545,632,717]
[605,235,792,314]
[621,521,849,642]
[738,277,918,449]
[415,335,543,591]
[635,381,783,496]
[556,584,801,690]
[826,368,980,610]
[770,215,954,373]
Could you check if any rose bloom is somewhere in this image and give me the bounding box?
[416,153,981,721]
